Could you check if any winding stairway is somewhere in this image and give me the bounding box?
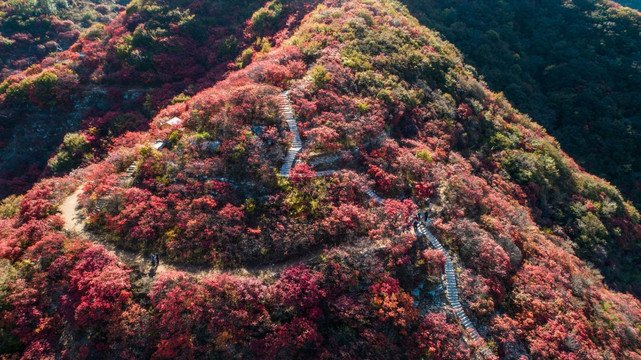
[59,88,495,358]
[363,187,384,203]
[275,90,495,357]
[309,147,492,355]
[416,220,495,358]
[279,91,303,177]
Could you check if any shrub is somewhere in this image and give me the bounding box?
[48,133,90,172]
[31,71,59,105]
[251,0,283,34]
[310,65,330,90]
[237,48,254,68]
[195,132,212,141]
[218,36,238,57]
[171,93,191,105]
[0,195,23,219]
[357,102,369,114]
[415,149,433,163]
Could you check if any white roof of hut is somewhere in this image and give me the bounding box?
[164,117,183,127]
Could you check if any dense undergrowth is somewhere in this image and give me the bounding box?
[0,0,640,359]
[404,0,641,209]
[0,0,125,80]
[0,0,319,197]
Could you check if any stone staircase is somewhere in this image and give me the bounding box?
[364,187,384,203]
[416,220,495,358]
[96,163,137,212]
[315,169,339,177]
[116,163,137,186]
[95,198,108,212]
[276,87,493,357]
[279,91,302,177]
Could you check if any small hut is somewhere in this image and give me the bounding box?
[161,117,183,129]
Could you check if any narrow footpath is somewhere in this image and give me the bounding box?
[61,188,224,278]
[59,188,318,278]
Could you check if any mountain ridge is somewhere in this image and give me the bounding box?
[0,0,640,358]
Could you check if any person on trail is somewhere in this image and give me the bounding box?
[150,254,155,267]
[155,253,160,266]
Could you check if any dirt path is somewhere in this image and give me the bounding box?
[59,186,320,279]
[60,188,84,234]
[60,187,214,277]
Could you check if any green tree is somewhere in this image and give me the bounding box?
[251,0,283,35]
[310,65,331,90]
[48,132,90,172]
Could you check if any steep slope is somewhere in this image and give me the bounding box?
[404,0,641,209]
[1,0,641,359]
[618,0,641,10]
[0,0,124,80]
[0,0,319,197]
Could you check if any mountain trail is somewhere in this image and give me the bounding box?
[279,90,303,177]
[416,220,496,358]
[59,88,495,358]
[59,187,321,279]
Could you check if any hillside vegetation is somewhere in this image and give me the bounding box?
[0,0,318,197]
[0,0,124,80]
[405,0,641,208]
[0,0,640,359]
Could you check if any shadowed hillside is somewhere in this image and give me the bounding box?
[405,0,641,209]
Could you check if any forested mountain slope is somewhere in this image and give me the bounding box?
[0,0,641,359]
[405,0,641,208]
[0,0,318,197]
[619,0,641,10]
[0,0,125,80]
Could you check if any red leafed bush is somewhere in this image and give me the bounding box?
[321,203,368,236]
[269,266,326,310]
[368,164,398,193]
[414,181,434,200]
[257,317,324,359]
[409,312,471,359]
[0,220,22,261]
[64,245,132,328]
[149,271,204,358]
[258,62,293,87]
[369,276,418,334]
[422,249,446,276]
[307,125,340,151]
[289,163,316,184]
[19,184,57,222]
